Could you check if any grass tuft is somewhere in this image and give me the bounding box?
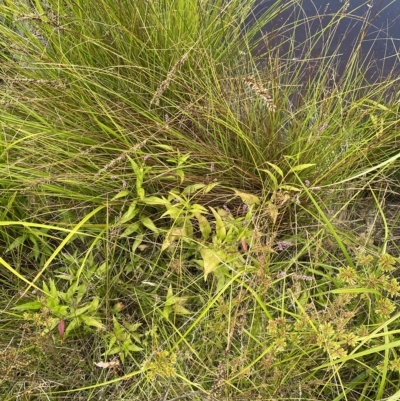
[0,0,399,400]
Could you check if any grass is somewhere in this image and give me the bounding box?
[0,0,400,400]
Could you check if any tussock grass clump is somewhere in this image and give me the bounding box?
[0,0,400,400]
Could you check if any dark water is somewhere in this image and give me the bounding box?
[252,0,400,80]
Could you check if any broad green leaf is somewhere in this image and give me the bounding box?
[97,262,107,277]
[127,344,143,352]
[163,286,174,319]
[137,187,145,200]
[12,300,42,311]
[128,157,145,199]
[161,227,187,251]
[113,315,123,332]
[111,190,130,200]
[140,216,159,233]
[279,185,301,192]
[233,190,260,206]
[108,336,117,350]
[290,164,315,172]
[49,278,59,299]
[107,346,121,356]
[210,207,226,240]
[190,203,208,215]
[182,221,193,239]
[161,206,182,219]
[225,225,239,243]
[168,191,184,203]
[176,169,185,184]
[141,196,170,205]
[124,322,142,332]
[155,144,173,151]
[65,317,80,335]
[51,305,69,317]
[215,266,228,293]
[7,235,26,252]
[260,169,279,190]
[75,284,87,303]
[174,304,191,315]
[129,158,141,179]
[266,162,284,177]
[182,184,206,195]
[163,305,172,320]
[163,285,191,318]
[65,282,78,301]
[203,182,220,193]
[87,297,100,313]
[165,295,181,307]
[200,248,225,280]
[161,236,172,252]
[120,222,141,237]
[131,333,142,343]
[69,303,92,318]
[46,295,59,310]
[216,275,226,293]
[130,234,144,254]
[165,285,174,302]
[177,153,191,166]
[195,213,211,241]
[119,202,139,224]
[82,316,104,329]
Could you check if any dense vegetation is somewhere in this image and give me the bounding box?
[0,0,399,400]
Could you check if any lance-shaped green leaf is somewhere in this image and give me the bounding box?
[119,201,139,224]
[233,190,260,206]
[260,168,279,190]
[140,216,159,234]
[266,162,284,177]
[12,300,42,311]
[81,315,104,330]
[210,207,226,241]
[195,212,211,241]
[200,248,226,280]
[111,190,130,200]
[182,183,206,195]
[290,163,315,172]
[120,222,141,238]
[163,285,191,320]
[128,157,145,200]
[141,196,170,205]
